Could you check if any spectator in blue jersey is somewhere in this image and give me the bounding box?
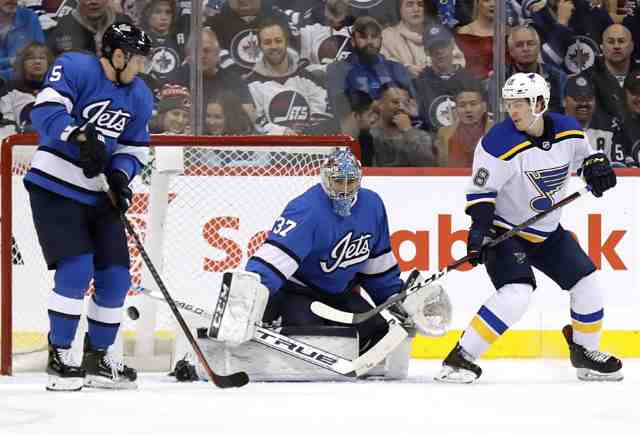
[26,23,153,391]
[0,0,45,83]
[327,16,416,122]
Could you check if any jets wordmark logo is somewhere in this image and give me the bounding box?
[320,231,372,273]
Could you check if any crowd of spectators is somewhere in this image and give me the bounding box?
[1,0,639,167]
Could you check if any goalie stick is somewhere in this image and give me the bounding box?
[130,286,408,378]
[101,176,249,388]
[311,185,592,325]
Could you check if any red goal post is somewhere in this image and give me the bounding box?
[1,133,360,375]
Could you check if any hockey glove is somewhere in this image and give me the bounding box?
[107,171,132,213]
[582,153,616,198]
[69,124,108,178]
[467,226,491,266]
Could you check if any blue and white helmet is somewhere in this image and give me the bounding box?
[320,148,362,217]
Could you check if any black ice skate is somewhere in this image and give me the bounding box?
[562,325,623,382]
[82,335,138,389]
[434,343,482,384]
[46,344,85,391]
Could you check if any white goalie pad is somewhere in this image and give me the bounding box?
[401,272,452,337]
[208,271,269,346]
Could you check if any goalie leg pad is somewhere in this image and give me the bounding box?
[209,271,269,346]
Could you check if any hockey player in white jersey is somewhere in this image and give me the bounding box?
[207,148,450,363]
[435,72,622,383]
[26,23,153,391]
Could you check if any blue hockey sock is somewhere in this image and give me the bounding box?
[87,266,130,349]
[48,255,93,347]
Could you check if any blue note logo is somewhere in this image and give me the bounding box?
[525,163,569,212]
[320,232,372,273]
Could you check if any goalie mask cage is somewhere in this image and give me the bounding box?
[1,134,360,375]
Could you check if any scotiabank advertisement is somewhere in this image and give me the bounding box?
[363,175,639,331]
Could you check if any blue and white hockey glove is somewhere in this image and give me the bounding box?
[69,124,108,178]
[107,171,133,213]
[582,153,616,198]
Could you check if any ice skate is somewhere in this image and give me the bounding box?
[82,335,138,390]
[435,344,482,384]
[46,344,85,392]
[562,325,623,382]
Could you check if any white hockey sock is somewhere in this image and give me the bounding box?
[460,283,533,359]
[569,273,604,351]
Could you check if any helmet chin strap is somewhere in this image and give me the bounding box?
[108,51,130,85]
[524,98,545,132]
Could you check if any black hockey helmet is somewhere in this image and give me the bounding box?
[102,22,152,60]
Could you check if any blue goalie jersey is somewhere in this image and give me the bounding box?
[246,184,403,305]
[26,52,153,205]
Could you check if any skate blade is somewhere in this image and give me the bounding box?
[577,368,624,382]
[434,366,478,384]
[46,375,84,391]
[84,375,138,390]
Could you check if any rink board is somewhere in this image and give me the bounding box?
[8,172,640,359]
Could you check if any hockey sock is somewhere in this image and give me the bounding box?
[460,283,533,359]
[569,273,604,350]
[87,266,130,349]
[48,255,94,347]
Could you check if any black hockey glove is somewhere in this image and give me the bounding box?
[467,226,491,266]
[169,357,199,382]
[582,153,616,198]
[69,124,108,178]
[107,171,132,214]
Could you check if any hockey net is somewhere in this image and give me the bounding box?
[1,134,360,374]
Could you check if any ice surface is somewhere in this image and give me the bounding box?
[1,359,638,435]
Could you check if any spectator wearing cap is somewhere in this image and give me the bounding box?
[326,16,416,125]
[621,70,640,166]
[563,74,628,167]
[414,23,476,133]
[151,84,191,134]
[435,81,491,167]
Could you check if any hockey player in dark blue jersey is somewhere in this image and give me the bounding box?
[206,148,451,363]
[436,73,622,384]
[26,22,153,391]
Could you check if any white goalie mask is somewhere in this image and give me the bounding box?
[320,148,362,217]
[502,72,551,120]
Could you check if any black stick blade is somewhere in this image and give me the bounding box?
[213,371,250,388]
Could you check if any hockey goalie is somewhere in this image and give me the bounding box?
[171,148,452,382]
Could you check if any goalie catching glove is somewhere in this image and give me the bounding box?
[208,271,269,347]
[399,270,452,336]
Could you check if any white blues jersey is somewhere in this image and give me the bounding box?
[27,52,153,206]
[246,184,403,305]
[466,113,594,242]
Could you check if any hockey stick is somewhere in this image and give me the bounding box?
[131,286,407,377]
[100,176,249,388]
[311,185,592,324]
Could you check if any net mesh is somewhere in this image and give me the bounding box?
[2,135,358,372]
